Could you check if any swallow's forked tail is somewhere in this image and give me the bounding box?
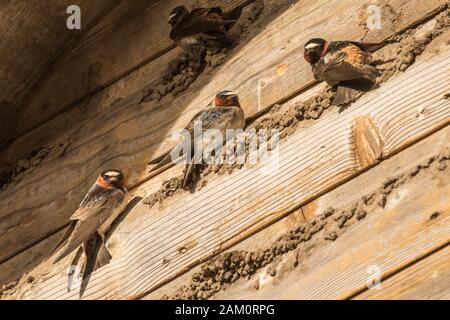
[79,233,112,298]
[148,152,173,173]
[182,158,196,189]
[221,0,259,30]
[359,40,392,53]
[240,0,259,9]
[149,140,196,175]
[82,233,112,281]
[333,85,361,106]
[333,77,378,106]
[93,241,112,272]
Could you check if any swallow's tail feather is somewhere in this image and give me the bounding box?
[239,0,259,9]
[54,217,103,265]
[78,234,112,297]
[182,158,196,189]
[93,241,112,272]
[357,40,391,53]
[362,65,381,81]
[222,0,258,30]
[81,234,111,279]
[148,152,173,173]
[150,138,196,175]
[333,78,378,106]
[79,235,97,298]
[81,236,97,280]
[148,151,169,166]
[333,85,361,106]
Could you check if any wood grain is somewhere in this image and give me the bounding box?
[143,124,450,300]
[212,162,450,299]
[0,0,116,148]
[0,230,64,286]
[12,50,450,300]
[0,0,445,272]
[354,245,450,300]
[13,0,249,141]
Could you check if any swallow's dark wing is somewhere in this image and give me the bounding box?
[149,106,214,173]
[350,41,387,53]
[150,105,242,174]
[174,107,222,162]
[148,107,209,172]
[314,45,379,83]
[82,233,111,278]
[193,0,259,34]
[173,7,238,38]
[53,186,124,264]
[79,183,116,208]
[181,106,243,187]
[50,221,76,257]
[184,105,243,148]
[179,107,217,188]
[51,182,110,257]
[184,106,226,133]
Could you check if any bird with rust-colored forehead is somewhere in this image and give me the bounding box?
[168,0,257,56]
[304,38,383,106]
[149,90,245,188]
[52,169,128,279]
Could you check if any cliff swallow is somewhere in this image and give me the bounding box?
[52,170,127,276]
[168,0,257,56]
[304,38,382,106]
[149,90,245,188]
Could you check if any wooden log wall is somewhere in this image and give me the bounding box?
[0,0,260,278]
[1,0,449,299]
[209,128,450,300]
[143,126,449,300]
[12,0,248,141]
[0,0,117,149]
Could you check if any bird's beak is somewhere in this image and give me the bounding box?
[109,177,119,184]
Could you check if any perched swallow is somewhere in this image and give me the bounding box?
[168,0,257,56]
[149,90,245,188]
[52,170,127,277]
[304,38,382,106]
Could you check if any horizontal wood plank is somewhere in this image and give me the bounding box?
[0,0,445,272]
[354,245,450,300]
[13,0,248,141]
[0,0,116,148]
[212,154,450,299]
[143,125,450,299]
[0,230,64,286]
[11,48,450,299]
